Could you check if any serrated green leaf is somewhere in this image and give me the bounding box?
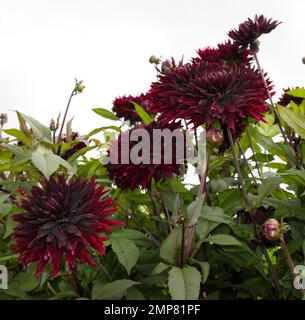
[110,236,139,275]
[168,266,201,300]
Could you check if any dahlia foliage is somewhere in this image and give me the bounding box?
[2,14,305,301]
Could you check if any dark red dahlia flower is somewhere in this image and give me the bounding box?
[277,87,304,107]
[228,14,281,48]
[195,41,251,67]
[106,121,184,190]
[148,60,271,137]
[112,94,152,124]
[12,175,120,277]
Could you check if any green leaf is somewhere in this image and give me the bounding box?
[187,194,205,226]
[31,146,74,178]
[205,234,243,246]
[279,169,305,187]
[257,177,282,203]
[66,146,96,163]
[17,112,52,143]
[277,104,305,139]
[132,102,153,125]
[201,206,232,224]
[110,236,139,275]
[151,262,170,275]
[287,88,305,98]
[126,287,145,300]
[168,266,201,300]
[92,279,139,300]
[85,126,120,138]
[4,217,18,238]
[254,132,286,157]
[92,108,119,121]
[160,228,181,264]
[196,219,220,240]
[3,129,32,147]
[192,260,210,285]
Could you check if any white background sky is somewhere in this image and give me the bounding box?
[1,0,305,134]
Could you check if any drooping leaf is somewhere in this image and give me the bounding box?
[31,146,74,178]
[110,236,139,275]
[168,266,201,300]
[257,177,283,203]
[17,112,52,143]
[187,194,205,226]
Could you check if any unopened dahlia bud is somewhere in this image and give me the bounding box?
[263,218,281,241]
[75,79,85,93]
[0,113,8,127]
[206,128,224,147]
[149,55,161,65]
[302,56,305,65]
[49,118,56,132]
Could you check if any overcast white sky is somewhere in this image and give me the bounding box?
[1,0,305,134]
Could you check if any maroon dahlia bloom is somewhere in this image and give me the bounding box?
[106,121,184,190]
[112,94,152,124]
[61,132,89,160]
[12,175,121,277]
[148,60,271,137]
[195,41,251,67]
[228,14,281,48]
[277,87,304,107]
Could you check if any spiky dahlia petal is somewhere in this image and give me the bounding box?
[277,87,304,107]
[228,14,281,47]
[148,60,271,145]
[106,121,184,190]
[195,40,252,67]
[12,175,121,277]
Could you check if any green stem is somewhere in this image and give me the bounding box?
[253,53,288,145]
[226,125,250,207]
[56,88,77,144]
[280,238,305,295]
[245,126,262,178]
[236,139,258,186]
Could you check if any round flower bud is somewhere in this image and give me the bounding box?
[206,128,224,147]
[263,218,281,241]
[149,55,161,65]
[75,79,85,93]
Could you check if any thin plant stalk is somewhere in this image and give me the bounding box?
[227,125,281,294]
[57,88,77,144]
[148,190,168,236]
[236,139,258,186]
[253,53,288,145]
[226,125,250,207]
[245,126,262,177]
[280,238,305,295]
